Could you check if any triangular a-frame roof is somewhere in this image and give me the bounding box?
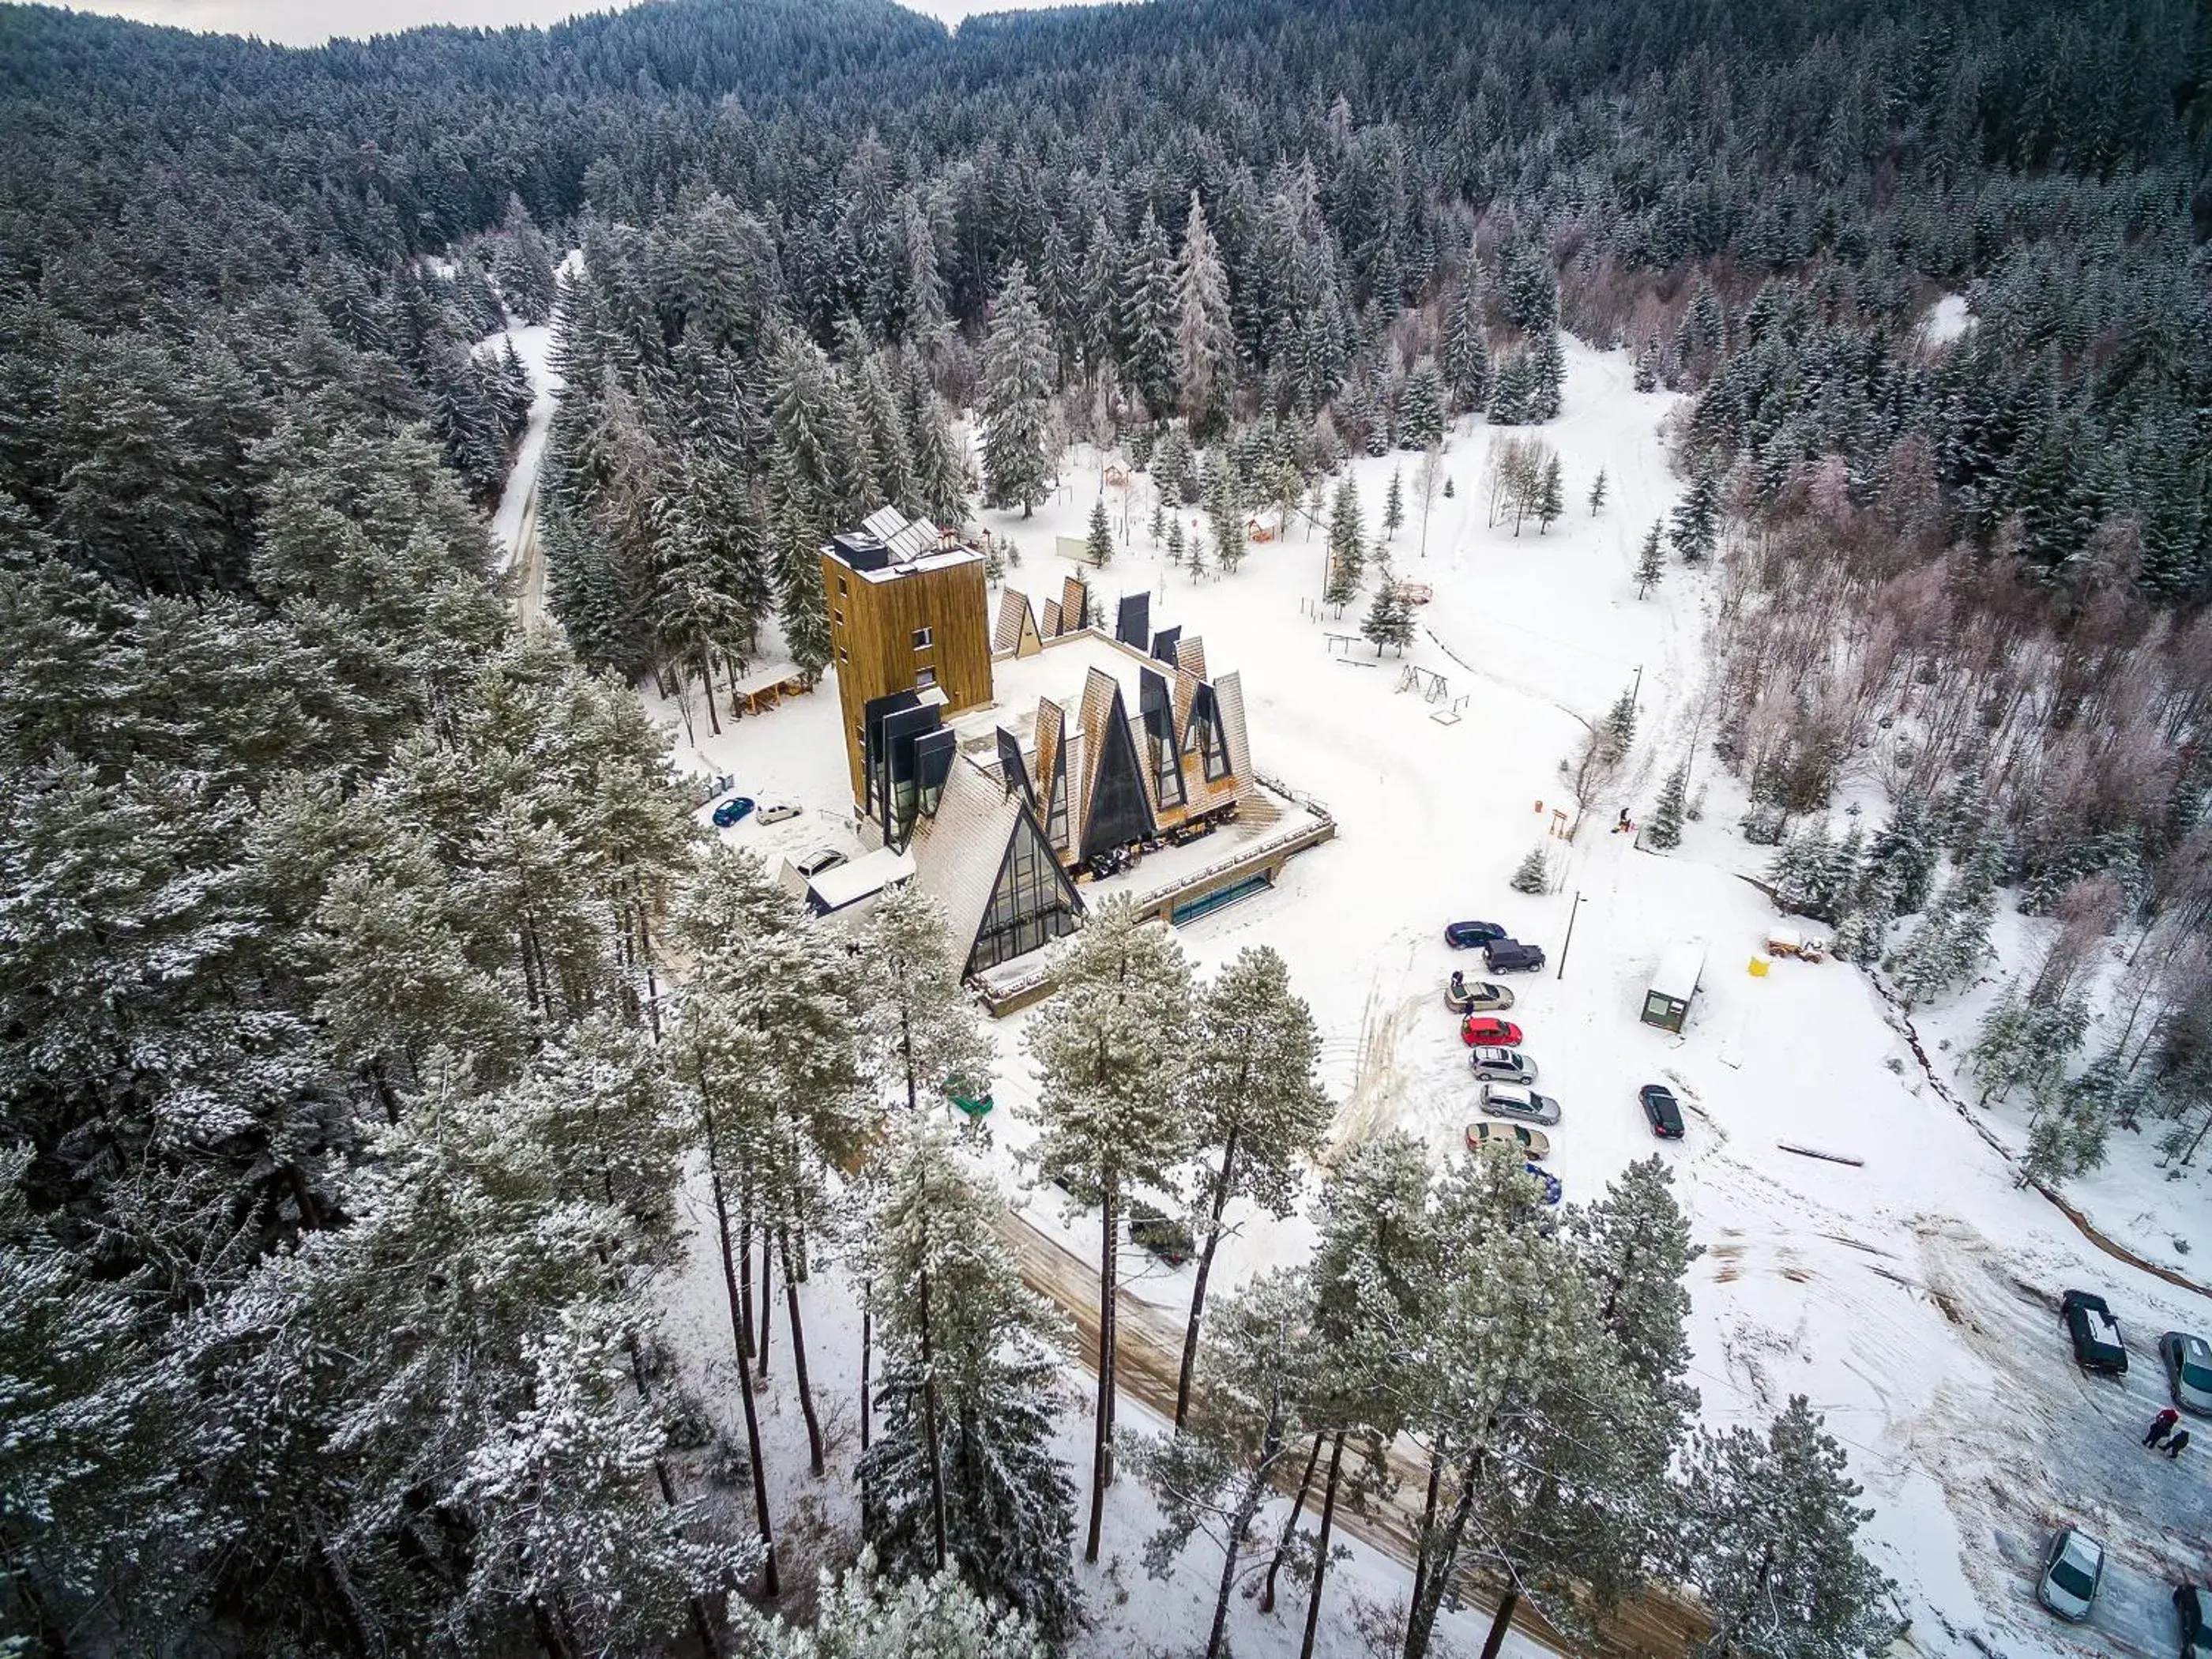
[994,589,1044,657]
[961,799,1083,979]
[1075,668,1157,861]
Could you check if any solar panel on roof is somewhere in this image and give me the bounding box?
[886,518,933,559]
[861,506,907,541]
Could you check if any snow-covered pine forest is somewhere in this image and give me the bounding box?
[3,0,2210,1654]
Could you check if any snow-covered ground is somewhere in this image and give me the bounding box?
[646,340,2212,1657]
[1918,292,1977,350]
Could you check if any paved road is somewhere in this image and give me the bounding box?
[992,1207,1714,1657]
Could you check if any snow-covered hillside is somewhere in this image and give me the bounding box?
[657,340,2212,1659]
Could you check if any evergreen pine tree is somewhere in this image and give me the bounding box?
[912,391,973,532]
[856,355,920,517]
[1134,1269,1324,1659]
[1174,193,1236,437]
[1634,521,1666,597]
[1397,359,1446,451]
[1294,1134,1440,1644]
[1383,466,1405,540]
[760,1557,1048,1659]
[1119,208,1179,416]
[1668,470,1721,563]
[1166,516,1187,571]
[1681,1398,1898,1659]
[1488,350,1535,424]
[1536,455,1566,532]
[1324,474,1364,606]
[1361,551,1408,654]
[1588,468,1608,516]
[1527,328,1567,422]
[1207,472,1247,574]
[1569,1157,1701,1409]
[1499,239,1559,333]
[1647,762,1688,850]
[1153,424,1197,506]
[1401,1146,1657,1659]
[493,195,559,325]
[1511,844,1551,894]
[773,453,833,679]
[1085,497,1115,567]
[1171,946,1330,1431]
[981,264,1055,518]
[1604,684,1638,754]
[1634,331,1664,393]
[1443,257,1491,414]
[1027,897,1195,1563]
[856,1114,1080,1642]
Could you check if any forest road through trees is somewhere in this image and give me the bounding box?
[513,478,551,631]
[992,1206,1714,1657]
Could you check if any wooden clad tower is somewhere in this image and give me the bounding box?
[821,510,992,807]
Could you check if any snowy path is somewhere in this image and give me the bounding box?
[483,253,579,626]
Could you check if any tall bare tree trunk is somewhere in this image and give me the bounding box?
[1297,1431,1348,1659]
[1406,1431,1446,1630]
[920,1264,948,1571]
[859,1281,873,1454]
[1203,1374,1286,1659]
[777,1227,826,1477]
[1261,1431,1326,1613]
[757,1223,773,1380]
[1401,1457,1479,1659]
[700,1096,778,1597]
[1085,1189,1119,1563]
[1477,1589,1520,1659]
[1176,1127,1240,1430]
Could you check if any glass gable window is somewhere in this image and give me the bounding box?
[1044,753,1070,849]
[966,814,1081,976]
[1152,732,1187,810]
[1198,708,1232,781]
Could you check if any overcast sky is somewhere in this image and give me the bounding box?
[56,0,1105,47]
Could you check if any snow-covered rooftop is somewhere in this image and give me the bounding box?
[806,846,914,912]
[948,629,1165,753]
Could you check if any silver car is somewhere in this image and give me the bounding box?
[1480,1082,1561,1127]
[1467,1045,1535,1085]
[794,848,848,880]
[756,803,802,826]
[2037,1526,2102,1623]
[2162,1331,2212,1416]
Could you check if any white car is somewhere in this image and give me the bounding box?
[756,803,802,825]
[793,848,848,881]
[2163,1331,2212,1416]
[2036,1527,2102,1623]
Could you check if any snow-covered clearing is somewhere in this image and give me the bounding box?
[1918,292,1977,348]
[646,339,2212,1657]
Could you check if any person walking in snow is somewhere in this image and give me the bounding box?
[2146,1407,2180,1448]
[2167,1429,2191,1461]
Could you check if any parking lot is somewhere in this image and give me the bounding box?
[1917,1221,2212,1655]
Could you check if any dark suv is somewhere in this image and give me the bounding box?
[1484,939,1546,973]
[1638,1084,1687,1139]
[2060,1289,2127,1378]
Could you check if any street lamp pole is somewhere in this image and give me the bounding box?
[1556,890,1586,981]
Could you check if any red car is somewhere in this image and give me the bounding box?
[1461,1016,1525,1048]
